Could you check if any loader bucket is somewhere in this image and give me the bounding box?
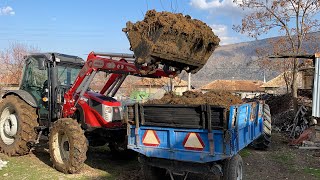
[123,10,220,74]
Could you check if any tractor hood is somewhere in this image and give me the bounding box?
[84,91,121,107]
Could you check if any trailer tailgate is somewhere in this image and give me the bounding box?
[128,126,230,163]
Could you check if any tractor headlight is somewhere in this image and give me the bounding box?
[103,105,113,122]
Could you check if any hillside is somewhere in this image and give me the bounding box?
[190,32,319,88]
[190,38,274,87]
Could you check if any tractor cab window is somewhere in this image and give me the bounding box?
[23,57,47,91]
[57,65,81,86]
[21,57,48,109]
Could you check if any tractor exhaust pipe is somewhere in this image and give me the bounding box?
[93,52,135,59]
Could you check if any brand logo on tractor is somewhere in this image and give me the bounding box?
[106,62,116,69]
[93,60,104,68]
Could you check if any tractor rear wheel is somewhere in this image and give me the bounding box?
[0,95,38,156]
[252,104,272,150]
[49,118,88,174]
[222,154,243,180]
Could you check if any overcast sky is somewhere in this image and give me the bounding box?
[0,0,275,58]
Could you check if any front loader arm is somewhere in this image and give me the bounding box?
[62,51,176,117]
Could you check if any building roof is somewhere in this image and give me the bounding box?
[261,71,302,88]
[201,80,264,92]
[90,75,188,91]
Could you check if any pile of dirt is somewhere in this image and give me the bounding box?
[266,94,293,116]
[298,89,313,99]
[265,93,314,126]
[265,94,294,126]
[146,91,242,109]
[123,10,220,73]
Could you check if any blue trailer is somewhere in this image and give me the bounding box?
[126,101,271,179]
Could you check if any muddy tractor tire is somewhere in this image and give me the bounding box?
[252,104,272,150]
[222,154,243,180]
[49,118,88,174]
[0,95,38,156]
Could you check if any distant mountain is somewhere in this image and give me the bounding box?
[190,32,320,88]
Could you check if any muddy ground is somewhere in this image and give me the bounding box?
[0,132,319,180]
[243,132,320,180]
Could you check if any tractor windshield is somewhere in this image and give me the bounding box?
[57,65,82,86]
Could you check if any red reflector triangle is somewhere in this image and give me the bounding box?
[183,132,205,150]
[142,130,160,146]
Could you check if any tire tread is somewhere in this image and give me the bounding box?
[0,95,38,156]
[49,118,88,174]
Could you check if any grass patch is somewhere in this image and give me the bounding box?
[0,145,141,180]
[270,152,298,173]
[0,154,112,180]
[0,155,71,179]
[303,168,320,178]
[239,148,251,158]
[271,152,294,165]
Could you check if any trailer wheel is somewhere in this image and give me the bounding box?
[49,118,88,174]
[222,154,243,180]
[252,104,271,150]
[0,95,38,156]
[142,163,169,180]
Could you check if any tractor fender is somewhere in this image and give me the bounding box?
[2,90,38,108]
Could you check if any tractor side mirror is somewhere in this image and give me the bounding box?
[38,58,46,70]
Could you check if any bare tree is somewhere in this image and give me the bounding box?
[120,76,142,98]
[234,0,320,112]
[0,42,39,86]
[256,37,294,93]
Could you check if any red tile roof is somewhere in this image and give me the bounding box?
[201,80,264,92]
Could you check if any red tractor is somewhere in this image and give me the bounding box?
[0,52,174,173]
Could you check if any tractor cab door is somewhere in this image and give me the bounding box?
[20,57,48,118]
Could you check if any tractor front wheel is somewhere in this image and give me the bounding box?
[49,118,88,174]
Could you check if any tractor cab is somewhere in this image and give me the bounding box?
[0,51,175,174]
[17,53,84,125]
